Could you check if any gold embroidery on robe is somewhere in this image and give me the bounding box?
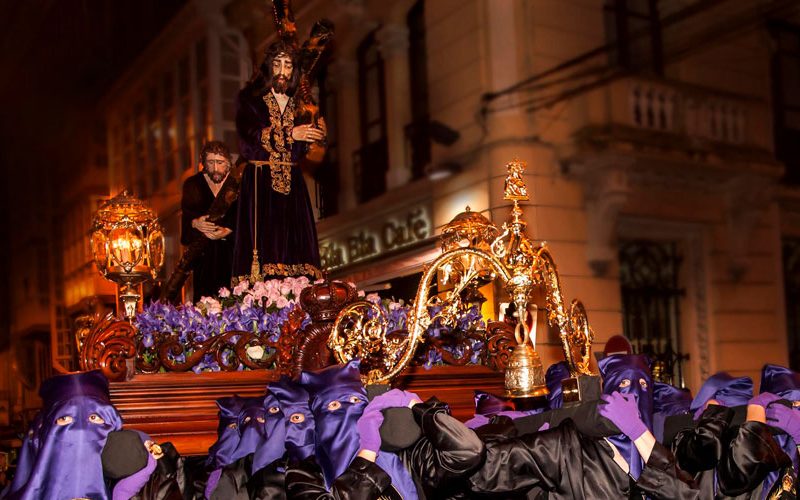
[260,92,296,195]
[232,262,322,285]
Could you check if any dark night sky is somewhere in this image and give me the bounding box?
[0,1,186,171]
[0,1,185,339]
[0,1,186,253]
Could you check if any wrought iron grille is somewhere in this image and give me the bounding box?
[783,238,800,370]
[619,239,688,386]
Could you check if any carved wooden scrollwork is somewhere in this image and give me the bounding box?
[79,313,137,382]
[484,321,517,372]
[276,307,309,377]
[293,324,337,378]
[155,330,279,372]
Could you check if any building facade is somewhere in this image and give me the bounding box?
[18,0,797,403]
[221,0,800,390]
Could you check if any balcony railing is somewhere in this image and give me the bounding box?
[570,75,771,151]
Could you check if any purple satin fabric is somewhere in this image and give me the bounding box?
[598,354,654,480]
[263,377,315,463]
[689,372,753,413]
[205,395,252,499]
[652,381,692,443]
[545,361,571,410]
[465,390,541,429]
[760,364,800,497]
[206,396,248,470]
[9,371,122,500]
[230,397,271,464]
[300,360,418,498]
[653,382,692,415]
[7,413,44,496]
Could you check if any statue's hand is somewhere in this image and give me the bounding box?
[292,124,325,143]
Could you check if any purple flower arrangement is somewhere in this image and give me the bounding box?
[134,277,312,372]
[134,279,487,373]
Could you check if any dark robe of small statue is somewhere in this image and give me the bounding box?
[181,172,237,300]
[231,85,322,284]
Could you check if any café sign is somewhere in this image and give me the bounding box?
[320,205,432,270]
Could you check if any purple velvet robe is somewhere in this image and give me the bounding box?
[231,86,321,282]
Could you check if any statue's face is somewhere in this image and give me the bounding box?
[272,52,293,94]
[203,152,230,184]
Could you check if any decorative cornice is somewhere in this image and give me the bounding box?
[565,155,634,276]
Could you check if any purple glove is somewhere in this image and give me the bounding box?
[767,404,800,443]
[365,389,421,413]
[113,453,156,500]
[749,392,781,408]
[356,409,384,453]
[599,391,648,441]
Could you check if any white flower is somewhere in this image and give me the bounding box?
[246,345,265,360]
[199,296,222,315]
[357,290,365,297]
[365,293,381,304]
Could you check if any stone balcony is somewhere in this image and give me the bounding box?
[556,75,783,277]
[560,74,779,178]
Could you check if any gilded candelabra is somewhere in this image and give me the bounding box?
[330,160,594,388]
[91,191,165,320]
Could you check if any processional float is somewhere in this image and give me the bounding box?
[329,160,596,398]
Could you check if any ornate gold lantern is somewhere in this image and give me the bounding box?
[330,159,595,390]
[90,191,165,320]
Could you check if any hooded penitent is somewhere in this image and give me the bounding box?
[689,372,753,415]
[652,381,692,443]
[598,354,653,479]
[8,370,123,500]
[266,377,314,461]
[545,361,571,410]
[299,360,417,498]
[204,395,249,499]
[206,396,248,471]
[759,364,800,495]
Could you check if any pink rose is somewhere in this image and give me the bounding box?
[218,287,231,298]
[365,293,381,304]
[275,296,289,309]
[233,280,249,296]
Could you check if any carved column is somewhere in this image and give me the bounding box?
[377,23,413,190]
[331,58,360,212]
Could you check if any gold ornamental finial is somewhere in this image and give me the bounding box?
[503,159,529,202]
[329,157,594,386]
